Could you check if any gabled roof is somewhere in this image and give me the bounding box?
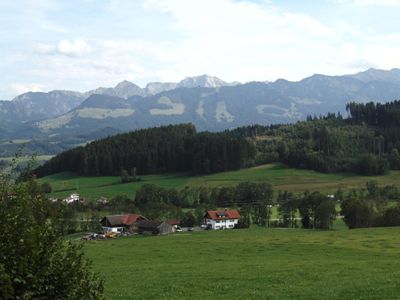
[206,209,240,220]
[165,219,179,226]
[102,214,146,227]
[136,220,166,229]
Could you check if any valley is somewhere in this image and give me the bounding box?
[3,2,400,300]
[39,163,400,200]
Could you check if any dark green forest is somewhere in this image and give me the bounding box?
[229,101,400,175]
[35,124,256,176]
[35,101,400,177]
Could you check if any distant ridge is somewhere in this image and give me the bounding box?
[2,68,400,143]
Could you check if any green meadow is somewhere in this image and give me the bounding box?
[39,163,400,200]
[84,224,400,299]
[39,163,400,299]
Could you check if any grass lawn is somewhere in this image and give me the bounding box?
[84,224,400,299]
[39,163,400,200]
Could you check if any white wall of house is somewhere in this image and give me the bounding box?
[205,218,238,230]
[63,193,80,204]
[102,226,124,233]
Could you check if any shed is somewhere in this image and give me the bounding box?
[136,220,174,235]
[165,219,180,231]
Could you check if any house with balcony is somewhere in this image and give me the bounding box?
[204,209,240,230]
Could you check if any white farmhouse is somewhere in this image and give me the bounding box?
[204,209,240,230]
[63,193,80,204]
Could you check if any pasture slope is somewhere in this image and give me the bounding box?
[39,163,400,200]
[85,224,400,299]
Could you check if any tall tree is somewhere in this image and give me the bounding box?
[0,163,103,299]
[341,197,375,229]
[278,191,298,228]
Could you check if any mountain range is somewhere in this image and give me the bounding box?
[0,74,236,128]
[1,68,400,156]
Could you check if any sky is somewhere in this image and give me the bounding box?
[1,0,400,99]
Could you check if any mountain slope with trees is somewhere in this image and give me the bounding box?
[35,100,400,178]
[229,100,400,175]
[35,124,256,177]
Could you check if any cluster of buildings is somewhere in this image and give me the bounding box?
[100,213,179,235]
[54,193,242,235]
[100,209,241,235]
[50,193,82,204]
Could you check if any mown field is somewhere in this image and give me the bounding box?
[85,224,400,299]
[39,163,400,200]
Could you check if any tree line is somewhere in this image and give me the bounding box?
[35,100,400,178]
[44,176,400,234]
[229,100,400,175]
[52,181,338,231]
[340,181,400,229]
[35,124,256,177]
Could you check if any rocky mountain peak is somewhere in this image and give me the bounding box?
[177,74,228,88]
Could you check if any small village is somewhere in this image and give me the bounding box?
[56,192,242,241]
[81,209,241,241]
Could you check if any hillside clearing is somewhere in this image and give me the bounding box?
[39,163,400,200]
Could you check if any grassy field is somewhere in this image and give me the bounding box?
[84,224,400,299]
[39,163,400,200]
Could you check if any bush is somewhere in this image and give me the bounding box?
[376,205,400,227]
[41,181,52,193]
[357,154,388,175]
[341,198,375,229]
[235,216,250,228]
[181,211,196,227]
[121,168,141,183]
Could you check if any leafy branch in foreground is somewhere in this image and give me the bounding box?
[0,158,104,299]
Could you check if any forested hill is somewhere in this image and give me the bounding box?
[227,100,400,175]
[35,101,400,178]
[35,124,256,177]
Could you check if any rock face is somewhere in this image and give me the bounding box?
[2,68,400,141]
[176,75,231,88]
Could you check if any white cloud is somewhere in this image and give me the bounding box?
[137,0,342,81]
[3,0,400,98]
[135,0,400,81]
[12,83,45,96]
[58,39,91,56]
[35,39,91,57]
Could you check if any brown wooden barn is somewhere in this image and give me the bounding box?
[100,214,147,233]
[136,220,174,235]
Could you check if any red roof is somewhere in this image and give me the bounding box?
[121,214,146,226]
[206,209,240,220]
[165,219,179,226]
